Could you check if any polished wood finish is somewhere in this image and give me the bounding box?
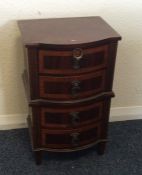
[39,70,106,100]
[40,101,103,129]
[18,16,121,165]
[41,122,101,149]
[39,45,108,75]
[18,16,121,46]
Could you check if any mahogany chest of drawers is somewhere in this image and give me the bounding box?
[18,16,121,164]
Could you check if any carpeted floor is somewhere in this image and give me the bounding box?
[0,120,142,175]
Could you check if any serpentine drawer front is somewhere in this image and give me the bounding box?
[41,123,101,149]
[39,70,106,100]
[39,45,108,75]
[18,16,121,165]
[35,100,104,129]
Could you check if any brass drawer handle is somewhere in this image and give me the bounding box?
[73,48,83,60]
[72,48,83,69]
[70,112,80,126]
[72,59,80,69]
[70,132,80,146]
[71,80,81,97]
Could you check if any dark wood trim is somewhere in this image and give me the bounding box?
[100,98,111,140]
[41,121,101,133]
[30,108,41,149]
[34,151,43,165]
[27,47,39,99]
[106,42,118,90]
[25,38,121,49]
[29,91,114,106]
[32,139,108,152]
[97,142,106,155]
[27,115,34,149]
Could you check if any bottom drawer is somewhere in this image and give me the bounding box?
[41,123,101,149]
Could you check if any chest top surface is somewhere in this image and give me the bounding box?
[18,16,121,46]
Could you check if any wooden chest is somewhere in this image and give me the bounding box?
[18,16,121,164]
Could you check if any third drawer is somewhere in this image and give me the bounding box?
[35,100,105,130]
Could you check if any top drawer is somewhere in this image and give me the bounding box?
[39,45,108,75]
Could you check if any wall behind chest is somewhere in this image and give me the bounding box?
[0,0,142,126]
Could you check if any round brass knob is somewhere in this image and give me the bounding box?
[70,112,80,126]
[73,48,83,60]
[71,80,81,97]
[70,132,80,146]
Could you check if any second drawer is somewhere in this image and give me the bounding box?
[39,70,106,100]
